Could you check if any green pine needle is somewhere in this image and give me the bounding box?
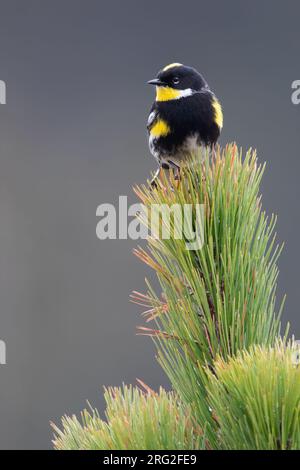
[51,385,205,450]
[205,341,300,449]
[134,144,287,446]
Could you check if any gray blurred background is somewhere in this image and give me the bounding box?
[0,0,299,449]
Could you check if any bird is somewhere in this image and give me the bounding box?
[147,63,223,186]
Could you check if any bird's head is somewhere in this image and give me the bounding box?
[148,63,208,102]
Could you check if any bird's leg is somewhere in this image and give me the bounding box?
[174,165,181,180]
[210,143,216,159]
[150,167,160,189]
[170,162,181,189]
[150,162,170,189]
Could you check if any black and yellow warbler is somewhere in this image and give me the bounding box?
[147,63,223,185]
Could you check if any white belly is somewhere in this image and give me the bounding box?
[149,133,202,167]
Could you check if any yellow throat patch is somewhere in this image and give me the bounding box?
[156,86,181,102]
[150,119,171,138]
[212,98,223,129]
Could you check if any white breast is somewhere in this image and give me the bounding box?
[147,111,156,128]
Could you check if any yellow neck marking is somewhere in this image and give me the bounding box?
[163,63,182,71]
[212,98,223,129]
[156,86,181,102]
[150,119,171,137]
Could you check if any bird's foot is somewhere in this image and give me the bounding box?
[149,166,169,191]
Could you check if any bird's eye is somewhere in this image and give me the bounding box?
[172,77,180,85]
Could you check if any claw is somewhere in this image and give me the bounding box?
[149,168,160,189]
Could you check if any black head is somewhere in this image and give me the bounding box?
[148,63,208,91]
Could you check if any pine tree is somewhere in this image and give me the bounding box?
[53,144,300,450]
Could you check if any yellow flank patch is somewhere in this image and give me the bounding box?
[150,119,171,138]
[212,98,223,129]
[163,62,182,71]
[156,86,181,102]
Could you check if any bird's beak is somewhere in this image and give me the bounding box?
[147,78,165,86]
